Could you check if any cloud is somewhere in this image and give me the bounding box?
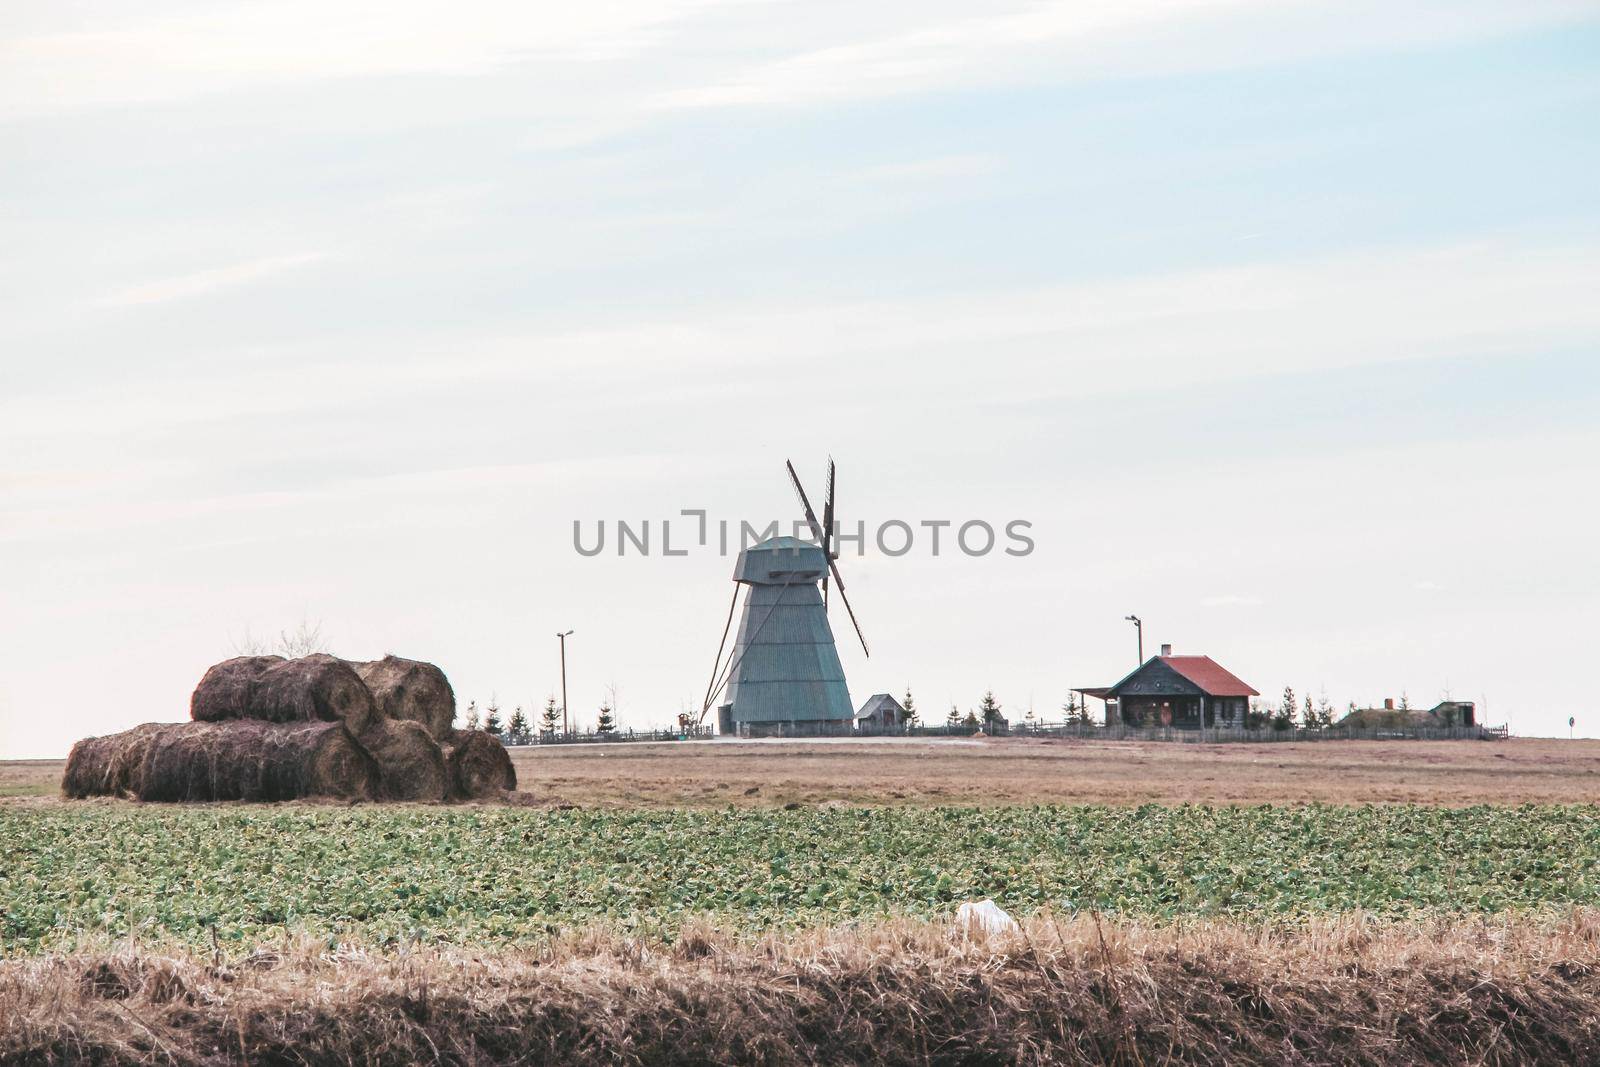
[94,252,330,308]
[6,0,1589,122]
[851,154,999,183]
[662,0,1245,108]
[0,0,726,119]
[15,229,1600,436]
[658,0,1591,110]
[1202,594,1263,607]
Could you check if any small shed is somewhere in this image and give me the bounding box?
[855,693,906,731]
[1430,700,1476,727]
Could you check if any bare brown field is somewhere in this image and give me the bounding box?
[6,911,1600,1065]
[510,735,1600,807]
[9,735,1600,807]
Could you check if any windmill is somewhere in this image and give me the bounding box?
[693,458,870,736]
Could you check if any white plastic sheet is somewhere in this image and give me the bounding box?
[955,898,1019,936]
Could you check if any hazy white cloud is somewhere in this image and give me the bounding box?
[13,230,1599,438]
[94,252,331,308]
[1203,594,1263,607]
[851,154,1000,183]
[660,0,1589,110]
[0,0,729,119]
[6,0,1587,123]
[663,0,1250,108]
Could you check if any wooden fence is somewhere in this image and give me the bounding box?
[998,721,1506,743]
[504,722,1507,746]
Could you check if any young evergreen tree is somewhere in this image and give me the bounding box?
[962,709,981,730]
[902,687,919,728]
[1245,698,1264,730]
[1273,687,1295,731]
[483,699,503,737]
[1301,693,1316,729]
[506,705,530,745]
[1316,691,1336,729]
[464,700,481,731]
[945,704,961,729]
[978,690,1002,725]
[595,703,617,735]
[1399,691,1412,712]
[540,696,561,735]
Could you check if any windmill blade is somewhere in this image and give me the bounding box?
[786,459,868,656]
[820,458,836,606]
[785,460,827,545]
[822,458,836,557]
[828,558,870,658]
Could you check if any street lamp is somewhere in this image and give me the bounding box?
[556,630,574,734]
[1124,614,1143,665]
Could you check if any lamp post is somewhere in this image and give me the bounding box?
[557,630,574,735]
[1124,614,1143,665]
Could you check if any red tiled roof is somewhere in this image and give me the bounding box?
[1159,655,1258,697]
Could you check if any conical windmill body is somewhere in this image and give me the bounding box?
[703,460,871,736]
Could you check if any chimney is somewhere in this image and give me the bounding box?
[1384,698,1395,710]
[1160,643,1172,657]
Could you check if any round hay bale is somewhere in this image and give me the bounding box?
[441,729,516,799]
[190,656,284,722]
[62,723,166,799]
[191,654,377,735]
[349,656,455,740]
[357,719,449,802]
[137,720,379,803]
[63,733,124,798]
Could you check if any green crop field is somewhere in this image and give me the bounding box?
[4,804,1599,953]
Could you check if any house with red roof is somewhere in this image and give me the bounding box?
[1078,644,1259,729]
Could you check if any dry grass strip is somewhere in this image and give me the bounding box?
[5,911,1600,1065]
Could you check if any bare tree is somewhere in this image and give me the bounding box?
[276,618,328,657]
[229,617,328,657]
[229,627,270,656]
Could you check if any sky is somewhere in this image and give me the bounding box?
[3,0,1598,758]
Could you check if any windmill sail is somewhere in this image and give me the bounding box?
[785,459,868,657]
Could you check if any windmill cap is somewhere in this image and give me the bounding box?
[734,536,827,584]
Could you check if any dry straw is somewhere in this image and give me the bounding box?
[63,721,378,802]
[191,654,378,736]
[441,728,517,800]
[350,655,456,740]
[357,718,450,802]
[4,910,1600,1064]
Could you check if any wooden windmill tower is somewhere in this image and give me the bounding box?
[697,459,870,736]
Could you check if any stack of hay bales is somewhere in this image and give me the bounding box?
[63,654,515,803]
[351,656,516,800]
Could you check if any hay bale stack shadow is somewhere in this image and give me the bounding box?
[63,721,378,802]
[441,729,517,800]
[357,719,449,802]
[191,654,377,736]
[350,655,455,740]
